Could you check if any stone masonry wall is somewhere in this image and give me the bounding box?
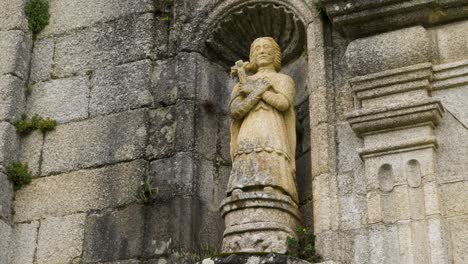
[0,0,31,263]
[1,0,467,264]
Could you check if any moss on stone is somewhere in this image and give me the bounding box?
[24,0,50,34]
[14,113,57,135]
[6,162,32,191]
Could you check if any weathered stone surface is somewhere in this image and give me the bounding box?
[19,130,43,177]
[30,38,54,83]
[196,109,218,160]
[0,172,13,222]
[441,181,468,216]
[311,123,334,177]
[83,205,144,263]
[37,213,86,264]
[0,220,12,264]
[151,54,197,106]
[345,26,431,76]
[14,160,147,222]
[197,160,229,213]
[434,107,468,183]
[336,122,364,192]
[0,122,20,165]
[42,110,147,175]
[142,197,198,258]
[27,77,89,123]
[150,152,195,198]
[435,20,468,63]
[448,216,468,264]
[90,60,153,116]
[147,102,194,159]
[0,0,27,31]
[11,221,39,264]
[0,30,31,79]
[218,116,232,163]
[40,0,154,37]
[0,75,25,122]
[338,194,366,230]
[53,14,153,77]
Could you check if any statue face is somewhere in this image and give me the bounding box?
[252,39,275,67]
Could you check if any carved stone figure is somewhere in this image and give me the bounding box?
[220,37,300,254]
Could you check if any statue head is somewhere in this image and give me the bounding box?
[247,37,282,73]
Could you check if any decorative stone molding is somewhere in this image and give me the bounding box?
[220,191,300,253]
[206,3,306,66]
[347,99,444,137]
[346,59,450,263]
[433,59,468,90]
[323,0,468,38]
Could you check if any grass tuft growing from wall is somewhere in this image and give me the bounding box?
[14,114,57,135]
[24,0,50,34]
[6,162,32,191]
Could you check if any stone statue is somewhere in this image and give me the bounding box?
[228,37,298,203]
[220,37,300,254]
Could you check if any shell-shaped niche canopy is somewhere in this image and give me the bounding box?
[206,3,306,68]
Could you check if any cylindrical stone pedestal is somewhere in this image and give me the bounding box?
[220,191,300,253]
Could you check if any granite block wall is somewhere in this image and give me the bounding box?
[0,0,467,264]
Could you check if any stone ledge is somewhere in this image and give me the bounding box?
[324,0,468,38]
[346,99,444,136]
[432,59,468,90]
[350,63,433,108]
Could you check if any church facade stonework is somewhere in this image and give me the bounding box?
[0,0,467,263]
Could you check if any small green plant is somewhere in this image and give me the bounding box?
[24,0,50,34]
[14,114,57,135]
[132,176,157,205]
[6,162,32,190]
[25,84,33,96]
[161,0,173,26]
[287,226,322,263]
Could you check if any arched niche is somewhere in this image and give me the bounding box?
[189,0,323,247]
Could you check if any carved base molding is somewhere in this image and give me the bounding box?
[220,191,300,254]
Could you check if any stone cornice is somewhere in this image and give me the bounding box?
[346,99,445,136]
[350,63,433,106]
[323,0,468,38]
[432,59,468,90]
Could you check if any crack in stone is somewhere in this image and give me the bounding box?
[446,108,468,131]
